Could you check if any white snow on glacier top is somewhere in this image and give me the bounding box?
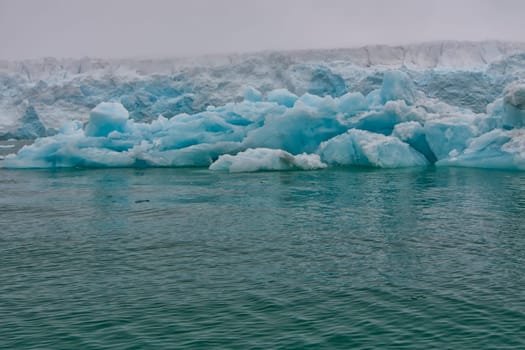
[2,41,525,82]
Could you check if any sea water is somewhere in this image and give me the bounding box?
[1,167,524,349]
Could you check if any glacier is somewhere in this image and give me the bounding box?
[1,41,525,171]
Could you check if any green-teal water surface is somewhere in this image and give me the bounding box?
[1,167,525,349]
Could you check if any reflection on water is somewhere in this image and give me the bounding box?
[0,167,524,349]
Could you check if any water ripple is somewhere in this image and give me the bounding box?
[1,167,524,349]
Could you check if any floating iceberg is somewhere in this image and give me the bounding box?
[437,129,525,170]
[318,129,428,168]
[210,148,326,172]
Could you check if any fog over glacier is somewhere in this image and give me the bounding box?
[2,0,525,59]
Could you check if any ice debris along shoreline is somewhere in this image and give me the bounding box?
[1,70,524,171]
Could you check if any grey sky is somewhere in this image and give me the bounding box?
[1,0,524,60]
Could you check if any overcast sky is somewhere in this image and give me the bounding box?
[1,0,524,60]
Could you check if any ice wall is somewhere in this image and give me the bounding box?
[2,69,525,171]
[2,41,525,141]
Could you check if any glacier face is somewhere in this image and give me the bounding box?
[1,41,525,171]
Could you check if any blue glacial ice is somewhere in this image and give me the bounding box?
[318,129,428,168]
[209,148,326,172]
[1,41,525,171]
